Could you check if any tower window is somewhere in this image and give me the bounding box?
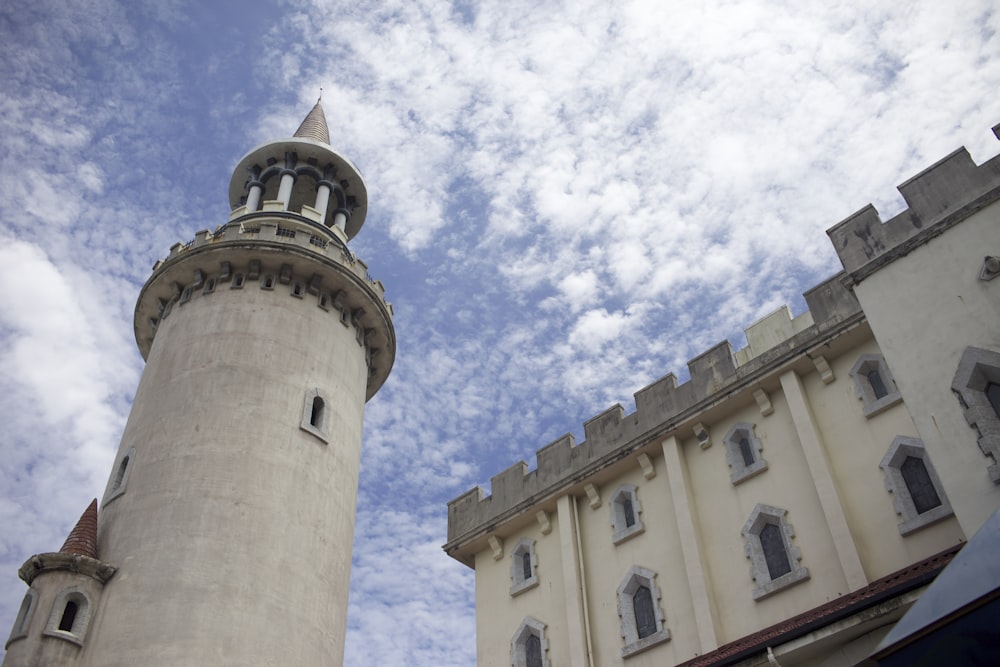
[203,277,216,294]
[300,388,330,443]
[881,436,953,534]
[103,447,135,506]
[952,347,1000,483]
[633,586,656,639]
[6,589,38,646]
[987,382,1000,419]
[622,497,635,528]
[525,634,543,667]
[849,353,902,417]
[724,422,768,484]
[262,275,275,290]
[759,523,792,579]
[521,550,532,582]
[232,272,245,289]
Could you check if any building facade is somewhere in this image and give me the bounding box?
[445,128,1000,666]
[3,101,395,666]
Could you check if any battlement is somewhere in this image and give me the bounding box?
[829,126,1000,281]
[155,211,388,304]
[446,273,862,547]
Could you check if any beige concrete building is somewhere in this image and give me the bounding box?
[3,101,395,666]
[445,127,1000,666]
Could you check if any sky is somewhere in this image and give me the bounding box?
[1,0,999,664]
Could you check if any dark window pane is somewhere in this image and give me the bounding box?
[760,523,792,580]
[987,382,1000,419]
[521,551,532,581]
[310,396,324,427]
[739,437,755,467]
[59,600,78,632]
[623,497,635,528]
[525,634,542,667]
[867,368,888,399]
[901,456,941,514]
[633,585,656,639]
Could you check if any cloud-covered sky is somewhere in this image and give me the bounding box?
[1,1,999,664]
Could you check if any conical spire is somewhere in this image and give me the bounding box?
[294,96,331,145]
[59,499,99,559]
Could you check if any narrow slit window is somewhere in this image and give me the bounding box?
[623,497,635,528]
[525,634,543,667]
[739,436,755,467]
[58,601,78,632]
[310,396,325,428]
[113,456,130,491]
[521,550,532,582]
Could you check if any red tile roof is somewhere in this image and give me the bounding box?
[59,499,99,559]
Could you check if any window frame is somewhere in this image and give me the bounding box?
[723,422,768,485]
[299,388,331,443]
[616,566,671,658]
[610,484,645,545]
[880,436,954,535]
[42,588,92,646]
[849,353,903,418]
[510,538,539,596]
[741,504,810,600]
[102,446,135,506]
[951,346,1000,483]
[511,616,549,667]
[5,588,38,649]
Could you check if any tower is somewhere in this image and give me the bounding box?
[3,101,395,666]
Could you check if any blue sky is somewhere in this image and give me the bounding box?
[2,1,1000,664]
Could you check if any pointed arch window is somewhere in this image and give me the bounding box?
[741,504,809,600]
[952,346,1000,483]
[510,538,538,596]
[511,617,549,667]
[610,484,644,545]
[880,436,953,535]
[849,353,902,417]
[724,423,768,484]
[616,566,670,657]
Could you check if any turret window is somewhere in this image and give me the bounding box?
[952,347,1000,483]
[43,589,92,646]
[511,617,549,667]
[724,423,768,484]
[510,539,538,596]
[5,589,37,648]
[616,566,671,657]
[610,485,644,544]
[741,504,809,600]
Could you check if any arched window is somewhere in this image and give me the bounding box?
[5,589,37,647]
[953,347,1000,483]
[622,497,635,528]
[104,447,135,505]
[880,436,953,535]
[43,589,92,646]
[616,566,670,657]
[300,388,330,443]
[738,436,755,467]
[525,634,543,667]
[741,504,809,600]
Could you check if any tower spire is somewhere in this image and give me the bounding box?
[59,499,99,559]
[293,97,330,145]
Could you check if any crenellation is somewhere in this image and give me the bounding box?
[802,274,859,324]
[828,144,1000,279]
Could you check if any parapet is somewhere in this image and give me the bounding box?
[445,273,862,547]
[828,127,1000,281]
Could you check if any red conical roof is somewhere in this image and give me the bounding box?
[59,499,99,559]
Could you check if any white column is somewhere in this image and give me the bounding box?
[557,494,593,667]
[661,434,718,652]
[333,209,348,231]
[277,169,296,210]
[245,181,263,212]
[314,181,332,222]
[779,369,868,591]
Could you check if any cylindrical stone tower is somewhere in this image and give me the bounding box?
[4,100,395,667]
